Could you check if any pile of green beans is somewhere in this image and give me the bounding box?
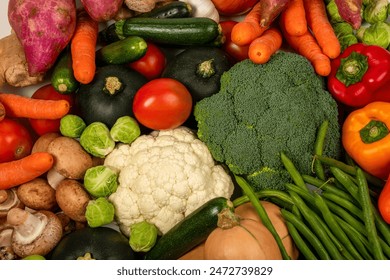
[233,120,390,260]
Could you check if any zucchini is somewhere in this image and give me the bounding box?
[116,17,222,46]
[96,36,147,65]
[137,1,192,18]
[51,50,79,94]
[144,197,234,260]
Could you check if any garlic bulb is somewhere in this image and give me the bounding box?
[180,0,220,22]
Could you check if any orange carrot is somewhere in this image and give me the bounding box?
[248,27,283,64]
[231,2,269,46]
[0,93,70,119]
[303,0,341,59]
[71,9,99,84]
[0,152,54,190]
[281,25,331,77]
[280,0,307,36]
[0,101,5,121]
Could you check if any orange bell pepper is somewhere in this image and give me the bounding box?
[342,101,390,180]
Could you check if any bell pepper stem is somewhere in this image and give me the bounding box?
[360,120,389,144]
[336,51,369,87]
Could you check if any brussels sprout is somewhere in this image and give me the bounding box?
[84,165,118,197]
[333,22,354,36]
[363,0,389,23]
[327,0,344,23]
[110,116,141,144]
[339,33,359,51]
[362,22,390,49]
[129,221,158,252]
[85,197,115,228]
[59,114,86,138]
[80,122,115,158]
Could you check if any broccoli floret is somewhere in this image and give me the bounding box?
[194,51,341,190]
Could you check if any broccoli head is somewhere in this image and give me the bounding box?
[194,51,341,190]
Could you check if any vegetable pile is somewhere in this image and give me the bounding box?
[1,0,390,261]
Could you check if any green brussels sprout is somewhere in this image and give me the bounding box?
[85,197,115,228]
[84,165,118,197]
[110,116,141,144]
[333,22,354,36]
[59,114,86,138]
[338,33,359,51]
[129,221,158,252]
[362,22,390,49]
[80,122,115,158]
[327,0,344,23]
[356,25,368,41]
[363,0,389,23]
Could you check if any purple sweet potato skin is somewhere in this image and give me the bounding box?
[81,0,124,22]
[259,0,290,27]
[334,0,363,29]
[8,0,76,76]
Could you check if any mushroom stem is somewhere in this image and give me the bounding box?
[0,189,24,218]
[7,208,48,245]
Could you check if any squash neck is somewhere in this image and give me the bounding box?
[104,76,124,95]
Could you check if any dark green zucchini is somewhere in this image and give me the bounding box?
[51,50,79,94]
[144,197,234,260]
[116,17,222,46]
[137,1,192,18]
[96,36,147,65]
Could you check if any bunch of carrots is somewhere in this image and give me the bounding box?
[232,0,340,76]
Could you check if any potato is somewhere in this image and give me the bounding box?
[8,0,76,76]
[81,0,124,22]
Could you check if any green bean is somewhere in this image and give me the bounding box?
[321,191,362,218]
[232,189,293,208]
[285,183,315,206]
[356,168,385,260]
[288,191,344,260]
[373,206,390,245]
[234,175,291,260]
[379,238,390,259]
[281,209,327,260]
[313,192,363,260]
[280,152,307,190]
[330,167,360,202]
[313,120,329,180]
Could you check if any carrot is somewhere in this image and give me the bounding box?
[281,26,331,76]
[71,9,99,84]
[248,27,283,64]
[0,93,70,119]
[280,0,307,36]
[0,152,54,190]
[231,2,269,46]
[303,0,341,59]
[0,101,5,121]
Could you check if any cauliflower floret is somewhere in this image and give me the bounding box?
[104,126,234,236]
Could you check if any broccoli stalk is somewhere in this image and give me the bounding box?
[194,51,342,191]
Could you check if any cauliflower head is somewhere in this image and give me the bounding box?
[104,126,234,236]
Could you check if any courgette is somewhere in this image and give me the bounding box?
[116,17,222,46]
[144,197,234,260]
[96,36,147,65]
[51,50,79,94]
[137,1,192,18]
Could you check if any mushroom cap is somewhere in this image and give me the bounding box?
[47,136,94,179]
[0,188,24,218]
[55,179,91,222]
[11,210,63,258]
[31,132,61,154]
[17,178,57,211]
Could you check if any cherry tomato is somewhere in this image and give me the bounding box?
[220,20,249,62]
[0,118,33,163]
[28,84,74,136]
[128,42,166,80]
[133,78,192,130]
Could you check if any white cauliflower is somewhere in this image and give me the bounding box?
[104,126,234,236]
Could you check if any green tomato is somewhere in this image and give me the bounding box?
[362,22,390,49]
[80,122,115,158]
[363,0,389,23]
[60,114,86,138]
[129,221,158,253]
[110,116,141,144]
[85,197,115,228]
[84,165,118,197]
[22,254,46,260]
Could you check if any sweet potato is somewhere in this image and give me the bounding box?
[8,0,77,76]
[334,0,363,29]
[81,0,124,22]
[258,0,290,27]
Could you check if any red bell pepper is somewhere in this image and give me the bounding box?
[327,43,390,108]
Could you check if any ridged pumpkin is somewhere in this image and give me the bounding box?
[235,201,300,260]
[204,208,283,260]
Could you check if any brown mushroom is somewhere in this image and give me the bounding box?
[55,179,91,223]
[56,211,86,235]
[6,208,63,258]
[0,227,17,260]
[47,136,94,179]
[17,178,57,211]
[31,132,61,154]
[0,189,24,219]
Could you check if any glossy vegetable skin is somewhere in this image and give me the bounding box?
[211,0,258,15]
[328,43,390,108]
[220,20,249,62]
[379,173,390,224]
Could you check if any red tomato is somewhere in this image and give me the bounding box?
[128,42,166,80]
[220,20,249,62]
[28,84,74,136]
[133,78,192,130]
[0,118,33,163]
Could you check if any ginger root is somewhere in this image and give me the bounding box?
[0,32,44,88]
